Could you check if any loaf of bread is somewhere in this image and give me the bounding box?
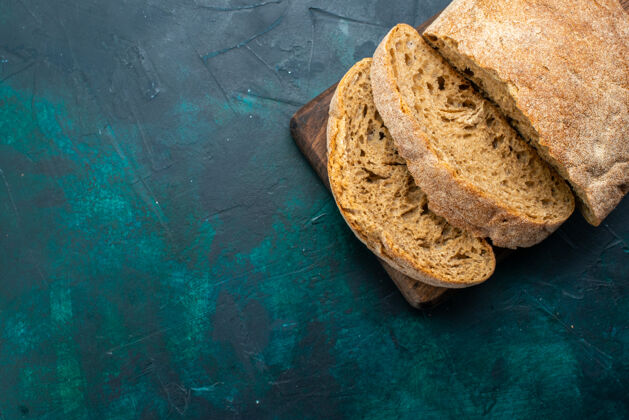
[424,0,629,226]
[327,58,495,288]
[371,24,574,249]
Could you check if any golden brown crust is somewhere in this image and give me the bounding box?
[327,58,495,288]
[371,24,572,248]
[425,0,629,226]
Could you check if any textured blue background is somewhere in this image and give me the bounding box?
[0,0,628,418]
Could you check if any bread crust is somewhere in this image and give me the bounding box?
[327,58,495,288]
[424,0,629,226]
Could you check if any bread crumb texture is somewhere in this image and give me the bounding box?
[327,58,495,288]
[372,24,574,248]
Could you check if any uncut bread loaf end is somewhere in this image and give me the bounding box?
[371,24,574,249]
[327,58,495,288]
[424,0,629,226]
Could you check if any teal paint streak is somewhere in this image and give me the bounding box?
[98,304,140,420]
[3,313,36,355]
[1,292,55,415]
[50,281,88,418]
[173,97,230,141]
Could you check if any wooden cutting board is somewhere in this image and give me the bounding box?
[289,1,629,308]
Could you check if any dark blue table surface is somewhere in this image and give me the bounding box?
[0,0,628,418]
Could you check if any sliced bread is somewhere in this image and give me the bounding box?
[424,0,629,226]
[371,24,574,249]
[327,58,495,288]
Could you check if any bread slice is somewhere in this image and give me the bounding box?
[371,24,574,249]
[424,0,629,226]
[327,58,495,288]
